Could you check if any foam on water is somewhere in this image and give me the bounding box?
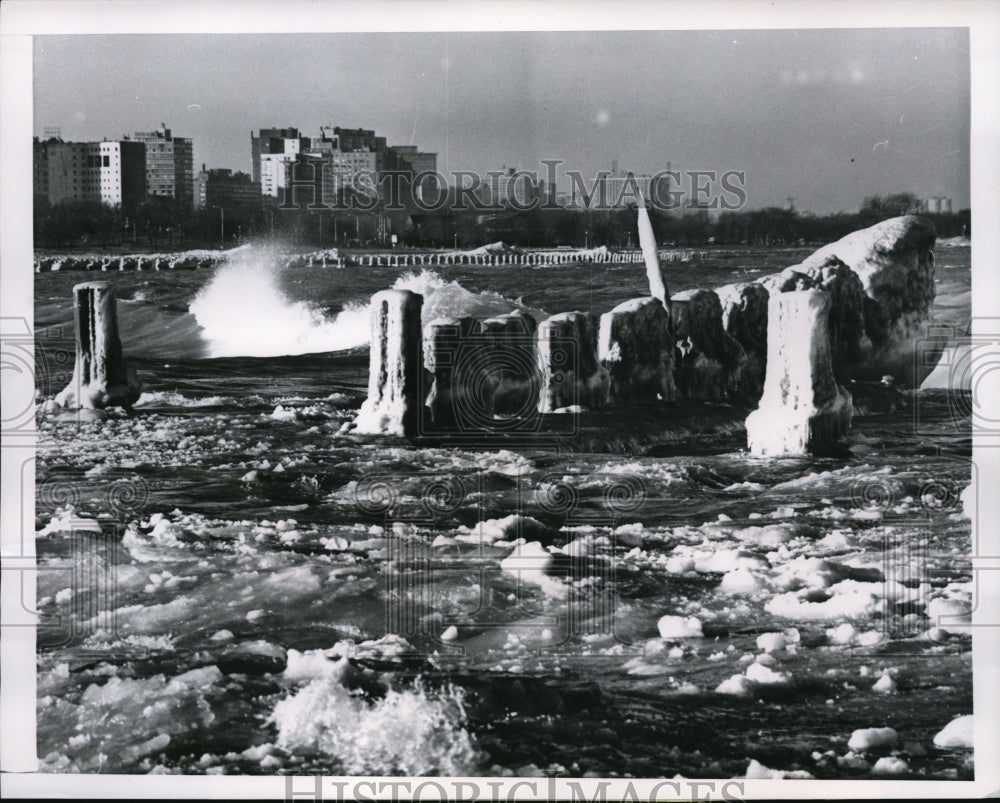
[271,667,479,775]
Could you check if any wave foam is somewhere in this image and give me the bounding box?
[271,667,478,775]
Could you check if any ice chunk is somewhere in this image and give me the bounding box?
[715,674,753,697]
[271,675,477,775]
[756,632,787,653]
[719,567,763,594]
[745,662,789,685]
[847,727,898,751]
[933,715,973,749]
[872,673,897,694]
[872,756,909,775]
[657,615,703,639]
[745,758,813,779]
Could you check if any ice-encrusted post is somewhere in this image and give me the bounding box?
[354,289,424,436]
[637,195,669,312]
[746,289,853,456]
[537,311,608,412]
[598,297,675,403]
[54,281,142,410]
[423,316,483,429]
[671,288,746,400]
[478,310,538,419]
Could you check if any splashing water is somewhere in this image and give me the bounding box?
[392,269,538,322]
[190,248,369,358]
[190,257,536,359]
[271,657,479,775]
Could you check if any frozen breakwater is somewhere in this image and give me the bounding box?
[34,243,716,273]
[352,215,937,455]
[41,215,939,456]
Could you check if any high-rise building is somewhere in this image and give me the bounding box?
[480,167,540,208]
[134,125,194,206]
[253,125,436,206]
[602,164,659,208]
[295,148,378,207]
[387,145,439,203]
[252,127,312,198]
[331,127,387,171]
[33,138,146,210]
[193,165,262,210]
[923,197,953,214]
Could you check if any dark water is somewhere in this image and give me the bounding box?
[33,245,974,778]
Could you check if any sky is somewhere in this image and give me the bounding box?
[33,29,970,213]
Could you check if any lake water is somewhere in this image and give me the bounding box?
[32,243,974,779]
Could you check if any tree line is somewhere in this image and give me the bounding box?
[34,191,970,251]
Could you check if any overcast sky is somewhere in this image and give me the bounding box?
[33,29,969,213]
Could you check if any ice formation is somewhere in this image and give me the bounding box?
[536,311,609,412]
[670,289,747,400]
[636,199,668,309]
[54,281,142,410]
[598,297,676,403]
[353,289,424,436]
[423,316,484,428]
[745,289,853,456]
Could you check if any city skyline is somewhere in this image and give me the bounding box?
[34,29,970,214]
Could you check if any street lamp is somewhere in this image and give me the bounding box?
[209,204,225,245]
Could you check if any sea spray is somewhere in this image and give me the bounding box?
[189,251,536,358]
[190,248,369,358]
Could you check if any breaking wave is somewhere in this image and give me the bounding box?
[190,250,534,358]
[189,248,369,358]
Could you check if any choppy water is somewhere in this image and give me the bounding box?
[33,244,974,778]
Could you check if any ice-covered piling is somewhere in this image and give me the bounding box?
[423,316,484,428]
[536,311,609,412]
[745,289,853,456]
[795,215,936,382]
[670,289,747,400]
[761,255,870,384]
[717,282,770,398]
[478,311,539,418]
[54,281,141,410]
[599,297,676,403]
[354,289,424,436]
